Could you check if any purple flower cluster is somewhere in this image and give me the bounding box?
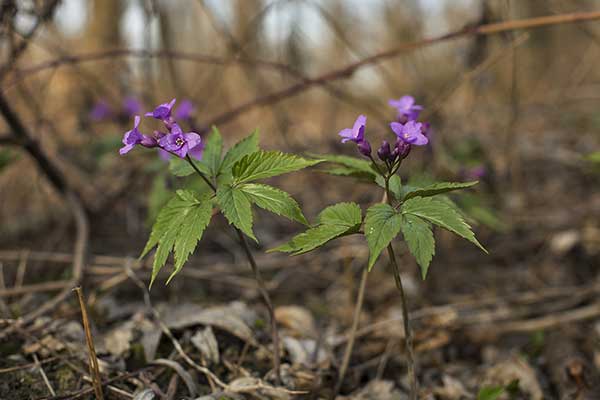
[119,99,204,160]
[338,95,429,164]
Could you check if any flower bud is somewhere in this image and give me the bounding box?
[395,139,411,159]
[377,140,391,161]
[357,140,372,157]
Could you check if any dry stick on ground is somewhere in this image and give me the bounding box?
[0,92,89,341]
[73,287,104,400]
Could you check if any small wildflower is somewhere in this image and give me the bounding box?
[390,120,428,146]
[395,138,412,159]
[145,98,176,121]
[377,140,392,162]
[388,95,423,121]
[157,123,203,159]
[174,100,195,120]
[357,140,372,157]
[90,100,113,121]
[120,116,157,155]
[338,115,366,144]
[123,96,142,117]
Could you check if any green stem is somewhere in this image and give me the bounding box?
[185,156,281,384]
[185,155,216,192]
[384,175,417,398]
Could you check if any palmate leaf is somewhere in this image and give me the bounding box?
[233,150,322,184]
[375,175,402,200]
[240,183,308,225]
[169,156,209,177]
[401,214,435,279]
[403,181,478,201]
[364,204,403,270]
[309,153,377,177]
[141,190,214,286]
[202,126,224,177]
[216,184,256,241]
[269,202,362,255]
[219,129,259,174]
[402,196,487,252]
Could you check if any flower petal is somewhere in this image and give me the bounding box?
[184,132,202,149]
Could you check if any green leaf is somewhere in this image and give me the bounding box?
[375,175,402,199]
[203,126,224,177]
[169,157,209,177]
[403,181,478,201]
[318,202,362,227]
[320,166,375,181]
[216,184,256,241]
[401,214,435,279]
[141,190,213,286]
[220,129,259,174]
[310,153,377,177]
[269,202,362,255]
[170,192,213,282]
[364,204,403,270]
[233,150,322,184]
[402,196,486,252]
[477,386,505,400]
[240,183,308,225]
[269,225,350,255]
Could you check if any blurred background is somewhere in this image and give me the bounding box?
[1,0,600,398]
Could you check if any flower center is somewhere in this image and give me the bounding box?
[175,137,185,146]
[404,133,410,138]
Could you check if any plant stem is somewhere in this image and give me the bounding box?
[387,244,417,398]
[185,156,281,384]
[234,228,281,384]
[334,266,368,397]
[384,174,417,398]
[185,155,216,191]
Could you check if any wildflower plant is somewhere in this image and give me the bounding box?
[271,95,486,397]
[120,99,322,383]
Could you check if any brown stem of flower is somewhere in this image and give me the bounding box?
[384,176,417,398]
[334,266,368,397]
[234,228,281,384]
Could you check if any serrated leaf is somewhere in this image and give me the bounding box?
[269,224,351,255]
[402,196,486,252]
[320,166,375,181]
[216,184,256,241]
[240,183,307,225]
[141,190,214,286]
[233,150,321,184]
[170,192,213,282]
[318,202,362,227]
[403,181,478,201]
[309,153,377,177]
[269,202,362,255]
[220,129,259,174]
[203,126,223,177]
[401,214,435,279]
[364,204,403,270]
[375,175,402,200]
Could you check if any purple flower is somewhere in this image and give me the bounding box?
[174,100,195,120]
[338,115,366,143]
[394,138,411,159]
[157,123,203,159]
[390,120,429,146]
[377,140,391,162]
[145,98,176,121]
[120,116,157,155]
[388,95,423,121]
[357,140,372,157]
[123,96,142,117]
[90,100,113,121]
